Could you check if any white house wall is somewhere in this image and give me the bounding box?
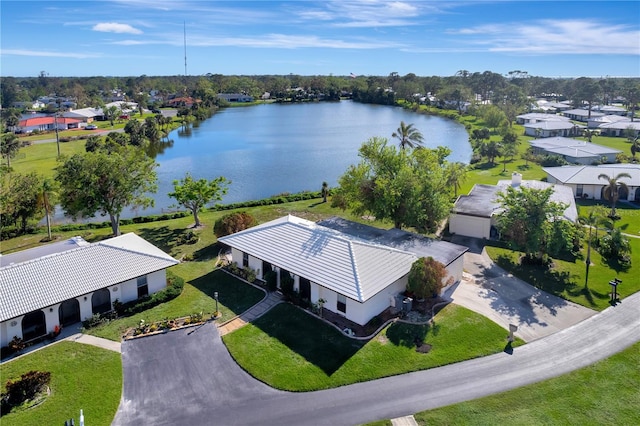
[449,214,491,239]
[349,276,408,326]
[0,271,167,348]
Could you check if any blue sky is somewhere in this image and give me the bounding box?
[1,0,639,78]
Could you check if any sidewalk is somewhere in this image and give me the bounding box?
[217,292,283,336]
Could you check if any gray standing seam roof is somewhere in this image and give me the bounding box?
[0,233,179,322]
[219,216,419,303]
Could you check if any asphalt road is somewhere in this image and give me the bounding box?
[113,290,640,426]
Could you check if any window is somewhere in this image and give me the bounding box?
[337,294,346,313]
[242,252,249,267]
[137,276,149,298]
[576,184,583,197]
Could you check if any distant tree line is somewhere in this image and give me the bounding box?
[2,72,639,117]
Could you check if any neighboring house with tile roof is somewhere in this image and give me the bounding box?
[62,107,103,123]
[543,164,640,201]
[218,215,467,326]
[529,137,621,164]
[516,113,571,125]
[597,120,640,138]
[562,109,605,122]
[449,173,578,240]
[15,116,82,133]
[0,233,179,347]
[523,120,582,138]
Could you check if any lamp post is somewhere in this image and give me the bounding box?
[54,112,61,158]
[214,291,219,317]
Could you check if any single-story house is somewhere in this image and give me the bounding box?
[562,109,605,122]
[11,100,46,110]
[15,116,82,133]
[218,215,467,326]
[449,173,578,240]
[63,107,103,123]
[529,137,621,164]
[543,164,640,201]
[587,114,630,129]
[165,97,200,108]
[597,121,640,138]
[516,113,571,125]
[0,233,179,348]
[593,105,628,116]
[523,120,582,138]
[217,93,254,102]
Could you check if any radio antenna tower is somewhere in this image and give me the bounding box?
[184,21,187,76]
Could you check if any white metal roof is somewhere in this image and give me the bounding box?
[543,164,640,186]
[0,233,179,322]
[529,137,621,157]
[218,216,418,303]
[524,121,577,130]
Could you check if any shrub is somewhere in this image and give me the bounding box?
[213,211,258,237]
[280,270,294,296]
[1,370,51,413]
[406,257,452,299]
[8,336,25,353]
[264,271,277,292]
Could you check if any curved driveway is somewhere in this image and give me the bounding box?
[113,290,640,426]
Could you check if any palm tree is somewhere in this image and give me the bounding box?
[578,209,601,288]
[321,181,329,203]
[392,121,424,150]
[630,136,640,161]
[37,177,58,241]
[598,172,631,217]
[582,129,598,143]
[446,162,468,197]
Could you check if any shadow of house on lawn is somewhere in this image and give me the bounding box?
[252,303,365,376]
[188,270,265,316]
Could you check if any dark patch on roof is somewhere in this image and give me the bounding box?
[318,217,468,266]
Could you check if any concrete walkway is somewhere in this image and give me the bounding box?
[391,415,419,426]
[447,237,597,342]
[64,332,122,353]
[217,292,283,336]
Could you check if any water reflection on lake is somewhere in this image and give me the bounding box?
[142,101,471,216]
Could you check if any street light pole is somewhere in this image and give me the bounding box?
[214,291,219,317]
[54,112,61,158]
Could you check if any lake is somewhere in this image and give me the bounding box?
[143,101,471,216]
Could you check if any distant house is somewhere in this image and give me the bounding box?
[0,233,179,347]
[516,113,571,125]
[587,114,629,129]
[217,93,254,103]
[15,116,82,133]
[523,120,582,138]
[593,105,628,116]
[562,109,605,122]
[11,100,46,109]
[597,121,640,138]
[449,173,578,240]
[543,164,640,201]
[165,97,200,108]
[219,215,467,326]
[63,107,103,123]
[529,137,621,164]
[105,101,137,114]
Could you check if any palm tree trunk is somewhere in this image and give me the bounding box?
[45,205,52,240]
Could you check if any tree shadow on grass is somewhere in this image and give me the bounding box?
[251,303,365,376]
[566,286,609,307]
[137,226,191,255]
[193,242,224,262]
[386,321,440,348]
[493,254,578,297]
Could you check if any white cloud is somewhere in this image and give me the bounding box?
[93,22,143,34]
[452,19,640,55]
[1,49,100,59]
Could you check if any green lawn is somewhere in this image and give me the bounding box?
[485,236,640,311]
[412,341,640,425]
[9,139,86,178]
[223,303,522,391]
[576,198,640,236]
[86,268,265,341]
[0,342,121,426]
